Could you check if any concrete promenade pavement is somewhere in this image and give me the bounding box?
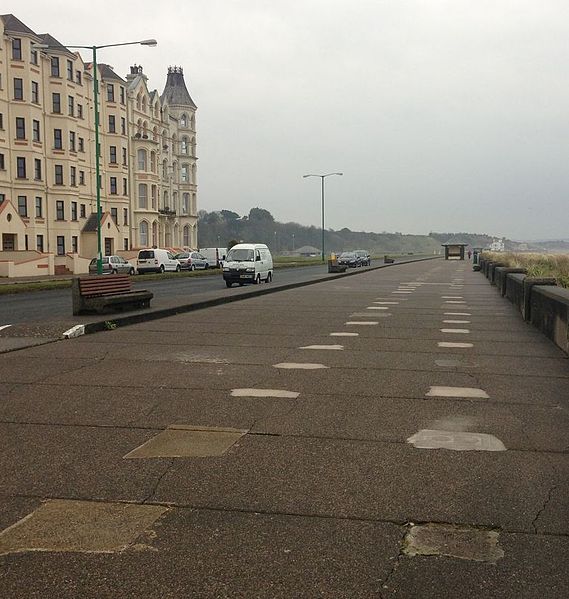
[0,259,567,598]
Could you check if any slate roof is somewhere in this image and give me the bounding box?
[161,66,197,108]
[37,33,71,53]
[1,14,37,36]
[98,63,126,83]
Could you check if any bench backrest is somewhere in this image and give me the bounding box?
[78,274,131,297]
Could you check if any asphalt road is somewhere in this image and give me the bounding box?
[0,264,328,325]
[0,259,567,597]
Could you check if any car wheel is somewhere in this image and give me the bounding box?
[238,282,244,286]
[159,265,165,273]
[129,268,135,275]
[190,264,196,271]
[204,263,209,270]
[226,281,233,288]
[112,269,118,274]
[176,265,181,272]
[255,274,261,284]
[266,272,272,283]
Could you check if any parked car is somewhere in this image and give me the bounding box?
[337,252,360,268]
[354,250,371,266]
[222,243,273,287]
[174,251,209,270]
[89,255,135,275]
[136,249,180,274]
[198,247,227,268]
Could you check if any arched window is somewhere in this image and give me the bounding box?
[142,96,147,113]
[181,164,189,183]
[183,225,190,246]
[138,184,148,209]
[162,159,168,179]
[154,103,159,118]
[182,193,190,214]
[163,190,169,209]
[180,113,188,128]
[172,134,178,154]
[151,185,157,209]
[162,129,167,147]
[150,151,156,173]
[191,193,196,215]
[191,164,196,184]
[136,119,142,135]
[137,149,147,171]
[139,220,148,246]
[172,161,178,182]
[181,137,188,154]
[190,137,196,156]
[173,191,178,213]
[136,93,141,110]
[152,221,158,246]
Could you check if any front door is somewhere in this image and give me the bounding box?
[2,234,16,251]
[104,237,113,255]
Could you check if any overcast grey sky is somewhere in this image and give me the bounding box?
[16,0,569,239]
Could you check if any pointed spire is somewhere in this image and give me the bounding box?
[162,66,197,109]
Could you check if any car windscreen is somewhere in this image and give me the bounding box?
[226,248,254,262]
[138,250,154,259]
[340,253,355,258]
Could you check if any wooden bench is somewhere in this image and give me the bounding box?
[72,274,153,315]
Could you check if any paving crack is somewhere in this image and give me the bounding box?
[532,485,557,533]
[379,525,408,598]
[142,459,175,504]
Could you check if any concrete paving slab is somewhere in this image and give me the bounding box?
[124,426,248,458]
[0,499,168,555]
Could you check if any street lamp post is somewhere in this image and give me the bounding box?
[34,39,157,274]
[302,173,343,262]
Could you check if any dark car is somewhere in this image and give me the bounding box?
[354,250,371,266]
[337,252,360,268]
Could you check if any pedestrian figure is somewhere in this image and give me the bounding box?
[467,250,472,260]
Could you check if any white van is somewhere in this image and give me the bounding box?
[222,243,273,287]
[136,248,181,274]
[198,247,227,268]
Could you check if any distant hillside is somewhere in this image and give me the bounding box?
[197,208,441,255]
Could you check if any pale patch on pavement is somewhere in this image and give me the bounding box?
[404,523,505,563]
[426,386,489,398]
[366,306,389,310]
[231,389,300,398]
[392,291,412,294]
[407,429,506,451]
[345,321,379,326]
[441,296,463,299]
[374,301,399,305]
[444,300,467,304]
[124,425,248,458]
[0,324,13,332]
[440,328,470,334]
[443,320,471,324]
[274,362,329,369]
[0,500,168,555]
[174,352,229,364]
[438,342,474,348]
[300,344,344,350]
[444,312,471,316]
[330,332,359,336]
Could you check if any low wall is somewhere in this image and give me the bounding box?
[530,286,569,354]
[495,267,526,297]
[479,269,568,354]
[0,253,54,277]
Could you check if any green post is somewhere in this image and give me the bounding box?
[93,46,103,275]
[321,176,325,262]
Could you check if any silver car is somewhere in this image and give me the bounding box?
[174,251,209,270]
[88,255,135,275]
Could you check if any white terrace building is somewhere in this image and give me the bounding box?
[0,14,198,277]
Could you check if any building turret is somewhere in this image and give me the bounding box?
[161,66,197,108]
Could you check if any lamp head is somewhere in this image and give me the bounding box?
[140,39,158,46]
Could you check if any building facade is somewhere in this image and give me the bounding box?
[0,14,198,276]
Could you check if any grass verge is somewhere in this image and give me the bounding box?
[483,252,569,288]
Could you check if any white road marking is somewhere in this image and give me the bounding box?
[374,301,399,305]
[367,306,389,310]
[345,321,379,326]
[441,296,463,299]
[274,363,329,369]
[330,332,359,337]
[444,312,471,316]
[300,344,344,350]
[0,325,13,332]
[426,386,489,399]
[444,301,467,304]
[440,328,470,334]
[443,320,471,324]
[231,389,300,398]
[407,430,505,451]
[438,342,473,348]
[393,291,412,294]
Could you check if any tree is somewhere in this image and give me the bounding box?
[248,207,274,222]
[227,239,239,249]
[220,210,240,221]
